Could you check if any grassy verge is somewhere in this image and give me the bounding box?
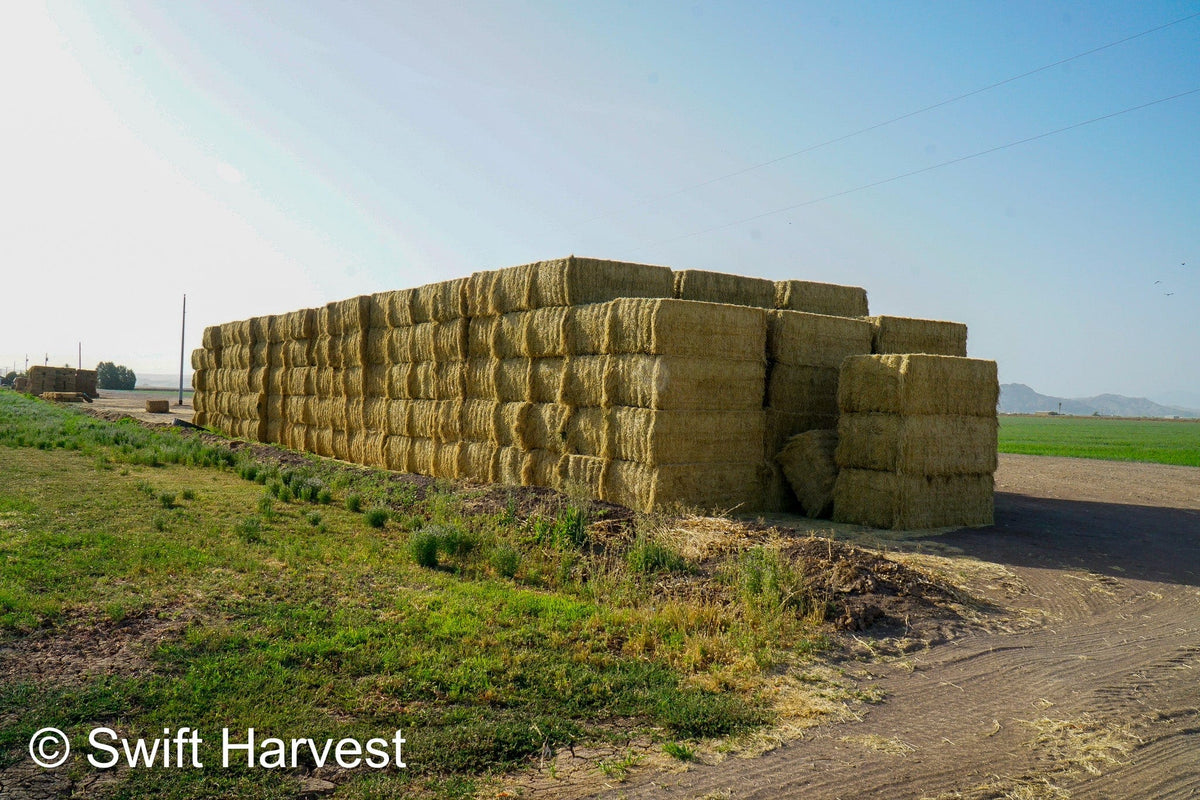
[998,415,1200,467]
[0,391,830,798]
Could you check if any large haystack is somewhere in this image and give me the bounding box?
[833,354,998,529]
[193,257,991,523]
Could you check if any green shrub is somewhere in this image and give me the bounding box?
[316,488,333,505]
[364,507,388,528]
[236,516,263,543]
[345,493,363,513]
[157,492,176,510]
[627,538,687,574]
[180,488,196,501]
[410,530,440,568]
[662,741,695,761]
[490,545,521,579]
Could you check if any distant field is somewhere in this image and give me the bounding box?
[998,415,1200,467]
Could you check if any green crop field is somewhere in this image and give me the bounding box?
[998,415,1200,467]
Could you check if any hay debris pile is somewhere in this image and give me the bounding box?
[833,354,998,529]
[193,257,998,526]
[26,366,98,398]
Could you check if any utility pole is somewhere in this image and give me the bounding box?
[177,293,187,406]
[78,342,82,371]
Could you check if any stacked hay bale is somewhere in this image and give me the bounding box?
[833,354,998,529]
[775,279,869,317]
[867,315,967,356]
[28,366,95,397]
[762,310,872,507]
[456,258,767,511]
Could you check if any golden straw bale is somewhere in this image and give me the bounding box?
[764,409,839,459]
[836,413,998,475]
[411,278,468,324]
[765,364,840,417]
[559,355,765,411]
[339,333,366,368]
[388,324,434,363]
[432,319,470,361]
[838,354,998,417]
[288,308,315,340]
[604,298,766,361]
[362,397,389,433]
[774,279,869,317]
[460,442,500,483]
[387,363,415,399]
[531,256,675,309]
[249,316,269,344]
[266,315,287,344]
[363,365,388,398]
[202,326,222,350]
[367,293,391,330]
[190,349,207,371]
[364,329,389,365]
[766,310,872,367]
[775,429,839,518]
[832,469,994,529]
[673,269,776,308]
[550,406,765,464]
[868,316,968,357]
[603,460,764,513]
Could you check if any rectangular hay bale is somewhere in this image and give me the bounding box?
[673,269,776,308]
[836,413,998,475]
[838,354,998,417]
[868,315,968,357]
[775,279,869,317]
[767,310,872,367]
[832,468,994,529]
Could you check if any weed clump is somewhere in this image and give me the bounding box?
[364,507,388,528]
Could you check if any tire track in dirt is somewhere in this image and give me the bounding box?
[574,456,1200,799]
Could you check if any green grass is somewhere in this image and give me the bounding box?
[0,391,826,797]
[998,415,1200,467]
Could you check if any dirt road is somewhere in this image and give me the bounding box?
[581,454,1200,799]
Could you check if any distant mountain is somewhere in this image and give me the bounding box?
[1000,384,1200,418]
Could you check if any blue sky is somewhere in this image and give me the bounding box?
[2,1,1197,403]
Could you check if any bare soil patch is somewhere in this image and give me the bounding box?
[566,454,1200,799]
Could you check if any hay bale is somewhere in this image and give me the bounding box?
[594,298,767,361]
[202,326,223,350]
[764,409,839,458]
[775,280,869,317]
[673,269,776,308]
[411,278,468,323]
[836,413,998,475]
[766,310,872,367]
[832,469,994,529]
[765,364,840,417]
[603,460,764,513]
[143,398,170,413]
[868,315,968,357]
[466,256,674,316]
[546,406,765,465]
[43,391,84,403]
[775,429,838,518]
[838,354,998,417]
[559,355,766,411]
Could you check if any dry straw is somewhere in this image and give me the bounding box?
[838,354,998,417]
[833,469,994,529]
[465,256,675,316]
[673,269,776,309]
[836,413,998,475]
[775,429,839,519]
[766,310,872,367]
[774,279,869,318]
[868,315,968,357]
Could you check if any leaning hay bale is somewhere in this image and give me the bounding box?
[836,413,998,475]
[559,355,766,411]
[765,409,839,459]
[775,429,839,518]
[766,310,872,367]
[775,279,869,317]
[868,315,968,357]
[838,354,999,417]
[832,468,994,529]
[673,269,776,308]
[765,364,840,417]
[603,460,764,513]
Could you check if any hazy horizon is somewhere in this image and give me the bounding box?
[2,1,1196,400]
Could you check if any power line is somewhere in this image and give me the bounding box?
[628,86,1200,255]
[572,10,1200,230]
